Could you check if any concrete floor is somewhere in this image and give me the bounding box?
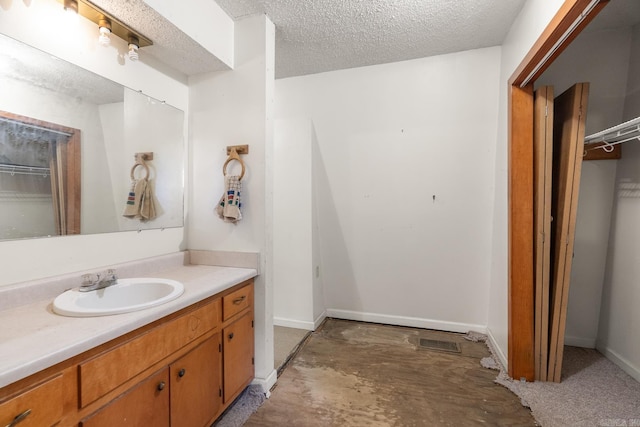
[248,319,536,426]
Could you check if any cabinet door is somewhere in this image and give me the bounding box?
[170,334,222,427]
[81,369,169,427]
[223,311,254,403]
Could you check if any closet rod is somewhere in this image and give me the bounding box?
[585,116,640,148]
[0,116,73,138]
[0,163,50,177]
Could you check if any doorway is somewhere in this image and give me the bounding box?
[507,0,610,380]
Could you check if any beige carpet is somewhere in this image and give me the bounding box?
[487,346,640,426]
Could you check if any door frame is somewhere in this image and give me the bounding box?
[507,0,609,380]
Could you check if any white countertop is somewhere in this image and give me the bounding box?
[0,265,257,389]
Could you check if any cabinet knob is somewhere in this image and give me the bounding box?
[178,368,186,377]
[232,295,246,305]
[228,332,234,340]
[6,409,31,427]
[157,381,166,391]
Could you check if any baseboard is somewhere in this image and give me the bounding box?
[325,309,487,334]
[596,344,640,383]
[273,311,327,331]
[251,368,278,397]
[564,335,596,348]
[273,317,315,331]
[486,327,508,371]
[314,310,327,330]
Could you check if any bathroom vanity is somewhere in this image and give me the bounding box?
[0,254,257,427]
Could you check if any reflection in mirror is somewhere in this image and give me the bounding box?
[0,112,80,239]
[0,33,184,241]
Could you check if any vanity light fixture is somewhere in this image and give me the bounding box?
[98,18,111,46]
[57,0,152,56]
[63,0,78,14]
[128,36,139,61]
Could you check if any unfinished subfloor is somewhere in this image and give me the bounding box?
[246,319,536,426]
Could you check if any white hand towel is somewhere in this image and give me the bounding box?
[216,175,242,223]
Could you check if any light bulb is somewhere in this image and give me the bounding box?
[128,43,139,61]
[99,26,111,46]
[63,0,79,24]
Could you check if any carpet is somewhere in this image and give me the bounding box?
[481,339,640,426]
[213,385,266,427]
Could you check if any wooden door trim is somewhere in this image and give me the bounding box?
[507,0,608,380]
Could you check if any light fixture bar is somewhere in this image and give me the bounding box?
[57,0,152,48]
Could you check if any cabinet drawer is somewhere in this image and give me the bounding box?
[79,298,220,407]
[0,375,63,427]
[222,283,253,321]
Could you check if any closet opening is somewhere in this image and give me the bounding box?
[507,0,610,381]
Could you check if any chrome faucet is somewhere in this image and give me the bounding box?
[79,269,118,292]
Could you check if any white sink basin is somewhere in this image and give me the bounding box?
[53,278,184,317]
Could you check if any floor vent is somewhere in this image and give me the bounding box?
[418,338,461,353]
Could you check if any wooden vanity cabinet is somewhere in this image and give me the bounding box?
[0,278,255,427]
[221,283,255,404]
[0,374,64,427]
[82,335,222,427]
[81,369,170,427]
[170,334,222,427]
[223,311,255,403]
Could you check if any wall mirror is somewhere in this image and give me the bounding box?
[0,33,184,240]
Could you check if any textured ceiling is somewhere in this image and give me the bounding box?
[9,0,640,84]
[90,0,230,76]
[215,0,527,78]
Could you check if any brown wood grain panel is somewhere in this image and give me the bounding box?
[547,83,589,383]
[0,375,63,427]
[170,334,222,427]
[533,86,554,382]
[583,142,621,160]
[79,298,220,407]
[223,283,253,321]
[223,311,255,403]
[508,84,535,382]
[66,131,82,234]
[81,369,170,427]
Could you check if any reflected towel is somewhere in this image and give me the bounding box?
[123,178,156,221]
[216,175,242,223]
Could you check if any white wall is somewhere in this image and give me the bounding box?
[597,23,640,382]
[188,15,277,391]
[487,0,566,367]
[273,119,321,330]
[535,27,631,348]
[143,0,234,68]
[0,0,188,286]
[276,47,501,333]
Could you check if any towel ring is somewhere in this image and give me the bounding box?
[223,149,245,180]
[130,161,150,180]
